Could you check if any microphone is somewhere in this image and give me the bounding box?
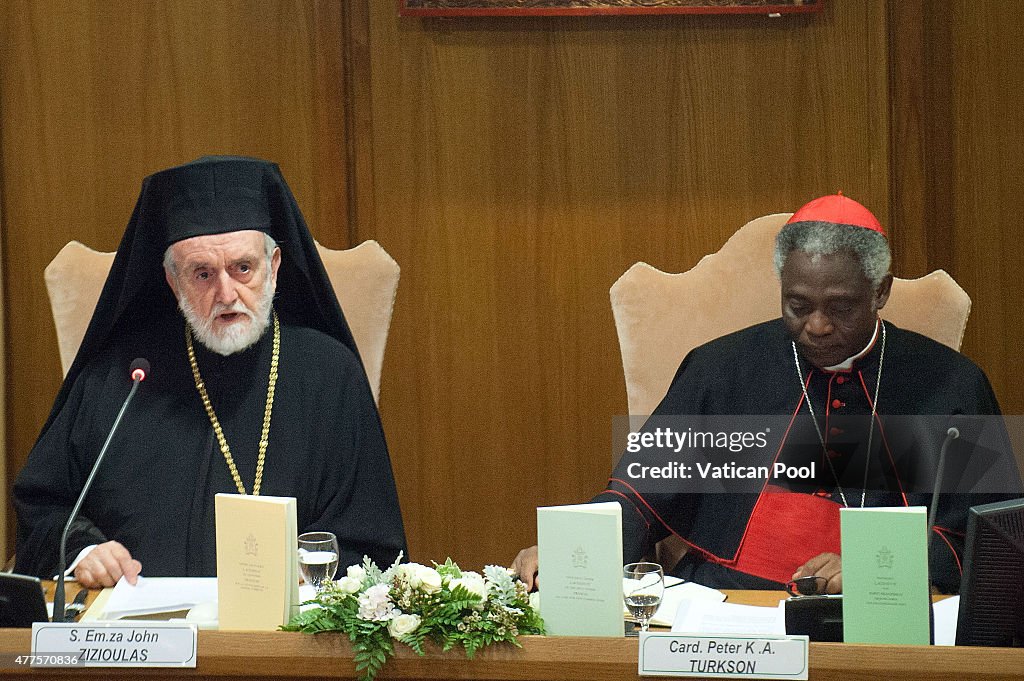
[53,358,150,622]
[130,359,149,382]
[925,424,959,646]
[927,425,960,555]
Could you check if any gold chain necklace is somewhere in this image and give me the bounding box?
[186,310,280,496]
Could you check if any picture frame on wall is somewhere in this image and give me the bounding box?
[398,1,822,17]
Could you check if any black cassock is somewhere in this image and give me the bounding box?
[14,312,406,577]
[596,319,1022,592]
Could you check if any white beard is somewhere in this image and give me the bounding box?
[179,277,275,356]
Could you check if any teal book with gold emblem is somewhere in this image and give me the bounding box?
[537,502,623,637]
[840,506,931,644]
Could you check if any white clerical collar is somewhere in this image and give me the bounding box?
[823,318,880,371]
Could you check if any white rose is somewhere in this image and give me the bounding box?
[388,613,421,639]
[398,563,425,589]
[452,572,487,599]
[337,576,362,594]
[416,566,442,594]
[347,565,367,581]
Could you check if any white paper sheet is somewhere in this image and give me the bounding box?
[100,576,218,620]
[672,598,787,635]
[298,584,318,612]
[932,595,960,646]
[622,577,726,628]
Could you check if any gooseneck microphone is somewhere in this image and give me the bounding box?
[53,358,150,622]
[925,424,960,646]
[927,425,960,555]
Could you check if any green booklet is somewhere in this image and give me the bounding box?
[840,506,931,644]
[537,501,623,637]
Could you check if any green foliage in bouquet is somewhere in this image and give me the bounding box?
[283,555,545,681]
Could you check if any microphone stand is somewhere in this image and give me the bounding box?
[53,371,145,623]
[927,426,960,553]
[925,425,959,646]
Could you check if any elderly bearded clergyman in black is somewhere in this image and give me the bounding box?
[14,157,407,588]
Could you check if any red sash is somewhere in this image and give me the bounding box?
[728,485,842,584]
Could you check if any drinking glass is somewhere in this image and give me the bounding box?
[298,531,340,591]
[623,562,664,633]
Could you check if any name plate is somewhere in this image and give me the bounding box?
[31,622,197,668]
[638,632,808,679]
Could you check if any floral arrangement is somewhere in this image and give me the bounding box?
[283,554,545,681]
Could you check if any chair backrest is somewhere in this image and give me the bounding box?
[610,213,972,417]
[44,242,114,377]
[44,239,399,404]
[315,240,400,404]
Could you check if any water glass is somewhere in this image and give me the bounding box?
[298,531,340,591]
[623,562,664,632]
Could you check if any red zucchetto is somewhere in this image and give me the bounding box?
[785,193,887,238]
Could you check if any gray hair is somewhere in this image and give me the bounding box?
[163,232,277,277]
[773,221,891,288]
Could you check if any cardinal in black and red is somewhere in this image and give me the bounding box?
[515,194,1021,594]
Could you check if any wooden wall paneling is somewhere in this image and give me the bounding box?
[887,0,953,279]
[889,1,1024,417]
[342,1,377,244]
[0,0,351,553]
[888,0,1024,480]
[864,0,893,228]
[0,184,6,555]
[948,2,1024,417]
[362,2,891,568]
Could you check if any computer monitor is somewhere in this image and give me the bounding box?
[956,497,1024,646]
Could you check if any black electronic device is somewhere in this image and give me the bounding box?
[784,595,843,642]
[955,497,1024,646]
[0,573,49,627]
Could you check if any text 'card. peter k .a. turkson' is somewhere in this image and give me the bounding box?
[537,501,624,637]
[215,494,299,631]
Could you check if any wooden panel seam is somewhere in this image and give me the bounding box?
[344,0,376,242]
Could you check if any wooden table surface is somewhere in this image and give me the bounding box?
[0,588,1017,680]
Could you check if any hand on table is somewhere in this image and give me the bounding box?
[74,540,142,588]
[792,552,842,594]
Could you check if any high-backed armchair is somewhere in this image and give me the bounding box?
[610,212,972,568]
[44,240,399,404]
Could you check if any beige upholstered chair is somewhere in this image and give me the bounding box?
[316,240,400,404]
[45,243,115,379]
[610,212,972,568]
[44,240,399,404]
